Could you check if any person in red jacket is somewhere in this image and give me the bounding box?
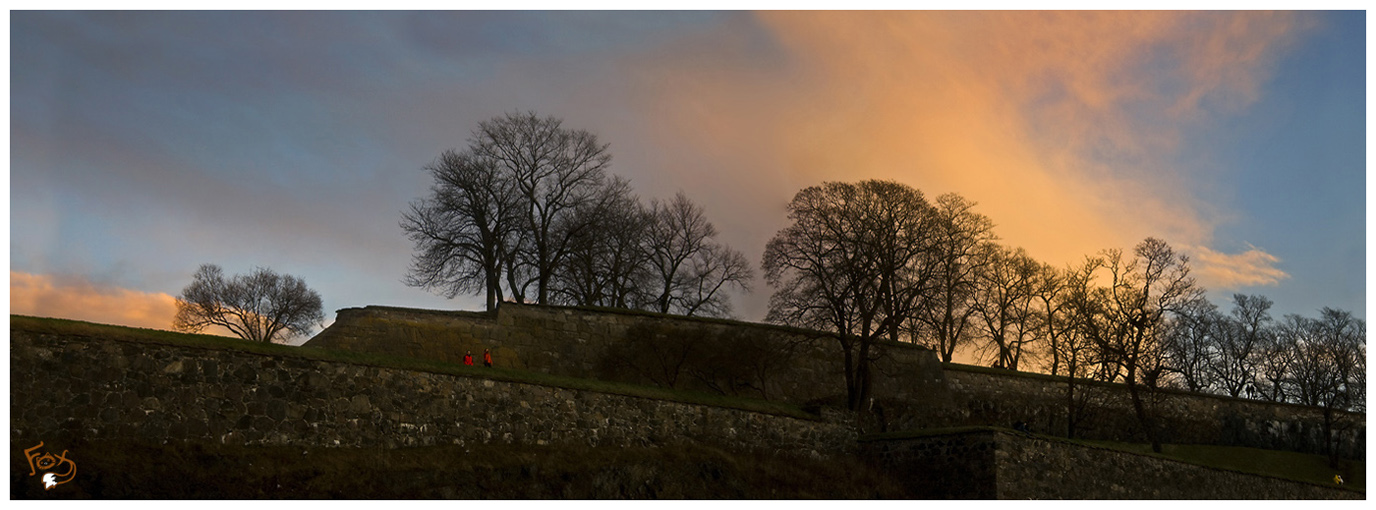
[463,351,474,366]
[483,348,493,367]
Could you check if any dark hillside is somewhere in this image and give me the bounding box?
[11,439,910,499]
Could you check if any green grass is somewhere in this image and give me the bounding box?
[1076,439,1365,492]
[859,426,1364,493]
[10,315,817,421]
[857,425,1003,442]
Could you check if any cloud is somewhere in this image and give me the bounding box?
[10,271,181,331]
[1186,245,1290,290]
[626,11,1309,274]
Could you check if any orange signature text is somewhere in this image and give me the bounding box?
[24,442,77,490]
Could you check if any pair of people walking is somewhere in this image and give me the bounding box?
[463,348,493,367]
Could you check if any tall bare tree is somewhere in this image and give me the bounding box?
[1083,238,1202,452]
[173,264,324,344]
[763,180,935,411]
[553,177,653,309]
[1033,262,1076,377]
[404,112,616,308]
[645,191,754,317]
[402,149,520,311]
[1282,308,1365,466]
[1209,294,1273,397]
[915,193,996,362]
[972,245,1042,370]
[1255,321,1301,403]
[472,111,612,305]
[1057,257,1107,438]
[1161,297,1221,393]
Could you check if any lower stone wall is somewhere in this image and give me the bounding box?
[10,331,856,458]
[863,429,1363,499]
[859,430,998,498]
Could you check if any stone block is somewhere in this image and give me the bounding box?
[349,394,371,414]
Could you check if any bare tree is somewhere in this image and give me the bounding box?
[972,245,1042,370]
[553,177,654,308]
[402,149,520,311]
[404,112,619,308]
[1282,308,1365,466]
[1055,258,1111,438]
[914,193,996,362]
[763,180,936,411]
[645,191,754,317]
[472,111,612,305]
[1209,294,1273,397]
[173,264,324,344]
[1161,297,1220,393]
[1032,263,1076,377]
[1255,320,1300,403]
[679,243,754,317]
[1083,238,1202,452]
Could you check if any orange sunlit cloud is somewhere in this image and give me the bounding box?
[634,11,1301,286]
[1188,245,1290,290]
[10,271,180,331]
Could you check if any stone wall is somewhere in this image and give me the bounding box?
[863,429,1363,499]
[304,303,947,408]
[304,303,1364,459]
[932,365,1365,459]
[858,430,998,499]
[10,330,856,458]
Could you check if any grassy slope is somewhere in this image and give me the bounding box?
[11,439,910,499]
[1078,439,1366,492]
[861,426,1364,492]
[9,315,816,420]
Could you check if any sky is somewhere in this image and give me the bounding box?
[7,10,1367,347]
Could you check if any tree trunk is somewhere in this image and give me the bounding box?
[840,339,858,411]
[856,338,873,412]
[1323,407,1340,469]
[1125,374,1162,453]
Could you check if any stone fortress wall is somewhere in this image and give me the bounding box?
[305,302,1364,459]
[304,303,949,411]
[933,365,1365,458]
[10,329,857,458]
[10,305,1365,499]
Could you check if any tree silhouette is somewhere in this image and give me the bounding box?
[763,180,936,411]
[645,191,753,317]
[914,193,996,362]
[474,112,613,305]
[173,264,324,344]
[1082,238,1202,453]
[402,149,520,311]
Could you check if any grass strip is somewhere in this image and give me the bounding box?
[1072,438,1365,492]
[861,425,1363,492]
